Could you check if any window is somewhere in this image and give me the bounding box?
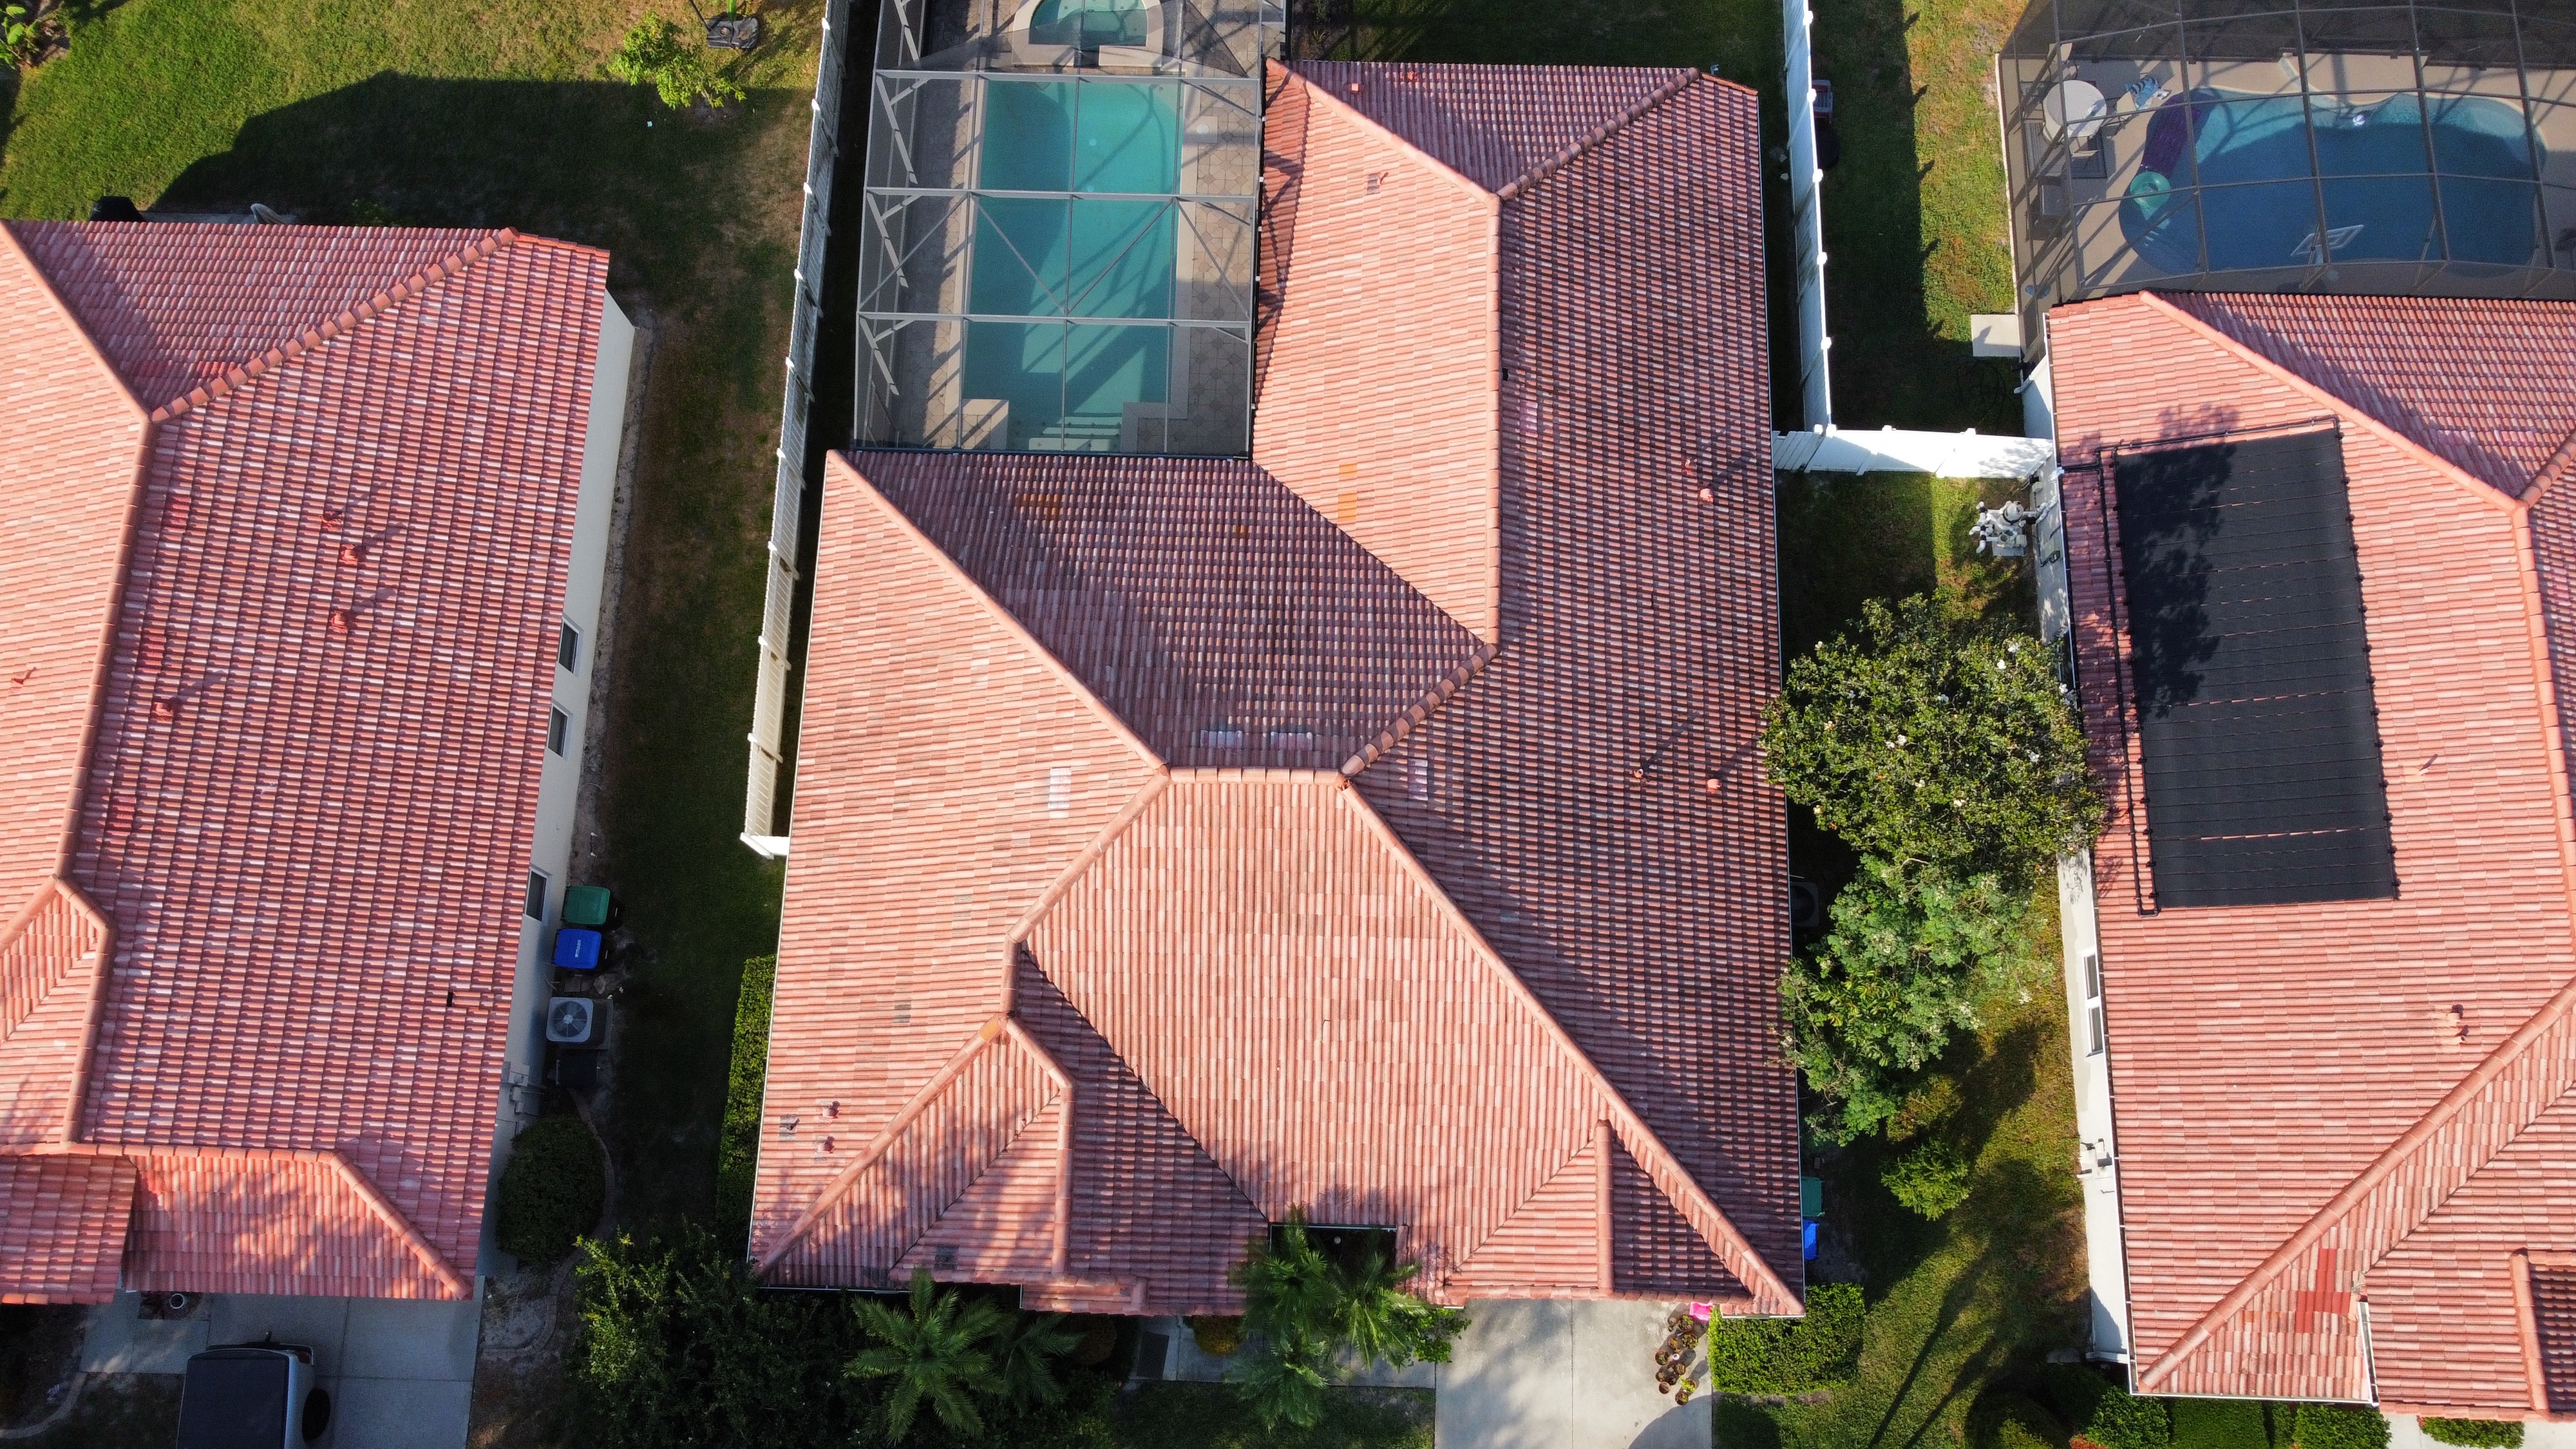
[547,706,570,755]
[524,869,549,920]
[2083,952,2105,1057]
[558,622,580,672]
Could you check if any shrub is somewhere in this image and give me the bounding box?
[2067,1380,2168,1449]
[1186,1315,1244,1357]
[495,1113,607,1265]
[1763,594,2101,884]
[1703,1282,1864,1394]
[1972,1391,2071,1449]
[606,16,746,109]
[2170,1397,2271,1449]
[1784,857,2037,1142]
[2291,1405,2388,1449]
[1882,1140,1972,1219]
[716,955,775,1233]
[2421,1421,2523,1449]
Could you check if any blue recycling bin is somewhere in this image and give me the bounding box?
[1803,1220,1819,1261]
[553,927,602,971]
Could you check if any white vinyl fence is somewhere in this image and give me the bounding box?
[744,0,853,860]
[1783,0,1832,431]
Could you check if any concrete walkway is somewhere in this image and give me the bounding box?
[1435,1300,1708,1449]
[82,1291,479,1448]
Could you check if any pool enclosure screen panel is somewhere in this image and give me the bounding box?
[853,0,1274,454]
[2111,427,2396,908]
[1997,0,2576,357]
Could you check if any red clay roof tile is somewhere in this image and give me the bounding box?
[0,1153,135,1303]
[0,221,611,1300]
[1287,61,1694,196]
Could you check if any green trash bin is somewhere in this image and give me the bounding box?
[563,885,612,929]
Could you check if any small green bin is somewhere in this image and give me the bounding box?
[562,885,612,929]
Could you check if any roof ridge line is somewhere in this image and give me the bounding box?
[1329,784,1800,1313]
[755,1018,1023,1275]
[1283,62,1498,205]
[149,228,518,422]
[0,223,154,417]
[2132,292,2521,516]
[2137,965,2576,1391]
[1495,68,1700,201]
[1441,1128,1600,1284]
[2526,421,2576,507]
[318,1147,472,1297]
[1000,775,1175,970]
[1341,641,1497,775]
[997,1019,1077,1275]
[44,879,113,1148]
[833,453,1164,771]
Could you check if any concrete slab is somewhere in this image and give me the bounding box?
[1436,1299,1709,1449]
[326,1376,474,1449]
[339,1297,478,1381]
[208,1294,352,1365]
[79,1294,207,1374]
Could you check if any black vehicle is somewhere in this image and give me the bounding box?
[176,1343,331,1448]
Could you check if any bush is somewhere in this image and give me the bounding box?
[1882,1140,1972,1219]
[1973,1391,2071,1449]
[2063,1378,2168,1449]
[1703,1282,1864,1394]
[606,16,746,109]
[716,956,775,1233]
[2170,1397,2271,1449]
[1763,594,2101,884]
[2421,1421,2523,1449]
[1186,1316,1244,1357]
[495,1113,607,1265]
[2291,1405,2388,1449]
[1783,857,2037,1141]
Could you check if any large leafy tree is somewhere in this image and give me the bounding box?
[1764,594,2101,884]
[1783,857,2037,1142]
[848,1269,1009,1441]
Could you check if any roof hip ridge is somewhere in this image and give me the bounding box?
[2527,421,2576,507]
[1281,62,1495,204]
[0,222,154,417]
[1495,67,1701,201]
[2136,962,2576,1392]
[1329,784,1801,1313]
[1341,640,1496,775]
[148,227,519,422]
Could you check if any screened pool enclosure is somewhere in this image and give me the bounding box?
[855,0,1278,453]
[2000,1,2576,355]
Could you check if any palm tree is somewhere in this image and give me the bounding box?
[846,1268,1008,1441]
[1233,1328,1332,1431]
[992,1311,1083,1408]
[1232,1211,1336,1347]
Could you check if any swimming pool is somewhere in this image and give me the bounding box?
[965,77,1181,446]
[2119,88,2545,274]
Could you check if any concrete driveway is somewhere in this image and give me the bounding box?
[1436,1299,1709,1449]
[82,1290,479,1448]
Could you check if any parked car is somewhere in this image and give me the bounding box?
[176,1343,330,1448]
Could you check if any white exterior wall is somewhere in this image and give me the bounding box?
[478,293,636,1273]
[2028,323,2136,1367]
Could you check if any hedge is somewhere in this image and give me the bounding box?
[1972,1391,2070,1449]
[1704,1282,1864,1394]
[2170,1397,2275,1449]
[715,955,775,1231]
[2421,1421,2522,1449]
[2037,1366,2166,1449]
[496,1113,607,1265]
[2291,1405,2388,1449]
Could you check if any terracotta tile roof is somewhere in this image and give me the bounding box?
[0,221,611,1300]
[1285,61,1693,196]
[761,64,1797,1315]
[1255,64,1502,639]
[862,451,1484,771]
[2050,290,2576,1408]
[2525,1254,2576,1414]
[0,1154,135,1303]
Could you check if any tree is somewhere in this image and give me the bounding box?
[1227,1211,1471,1429]
[847,1269,1008,1441]
[1784,857,2036,1142]
[607,16,747,110]
[1882,1139,1972,1218]
[992,1311,1083,1409]
[1764,594,2101,884]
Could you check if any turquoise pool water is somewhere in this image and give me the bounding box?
[2120,89,2544,274]
[964,79,1180,447]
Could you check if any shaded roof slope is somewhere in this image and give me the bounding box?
[864,451,1484,772]
[0,221,611,1300]
[2050,290,2576,1406]
[1287,61,1693,194]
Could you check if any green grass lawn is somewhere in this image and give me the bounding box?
[1,0,801,1227]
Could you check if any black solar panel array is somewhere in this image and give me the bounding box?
[2112,427,2397,907]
